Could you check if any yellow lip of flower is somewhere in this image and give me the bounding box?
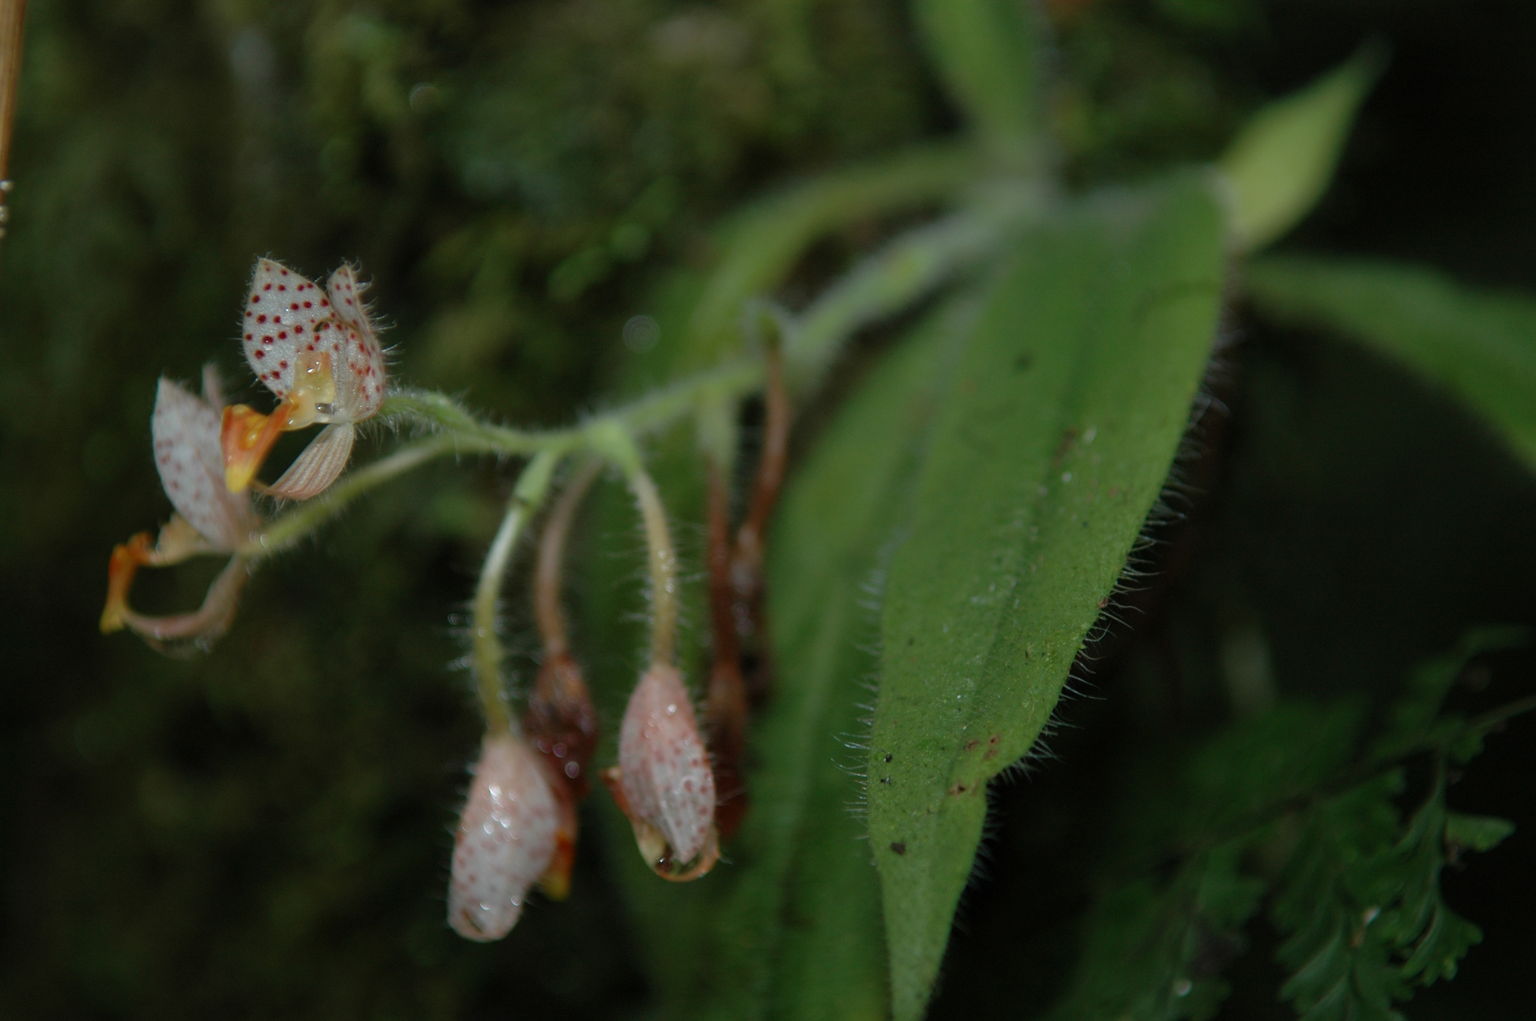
[220,401,292,493]
[99,532,154,634]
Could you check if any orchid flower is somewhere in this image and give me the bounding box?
[448,730,561,942]
[604,664,720,881]
[101,367,258,650]
[221,258,387,500]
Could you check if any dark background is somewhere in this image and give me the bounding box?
[3,1,1533,1017]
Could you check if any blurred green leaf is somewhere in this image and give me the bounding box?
[1444,812,1515,854]
[1247,255,1536,475]
[1044,845,1265,1021]
[1370,626,1530,762]
[869,172,1226,1020]
[681,145,980,370]
[1219,44,1384,251]
[910,0,1046,168]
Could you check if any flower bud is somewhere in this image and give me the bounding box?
[448,731,559,941]
[604,663,719,881]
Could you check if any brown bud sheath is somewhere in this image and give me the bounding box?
[706,462,750,840]
[732,337,790,705]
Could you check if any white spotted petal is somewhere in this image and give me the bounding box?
[240,258,338,401]
[448,732,560,942]
[613,664,718,876]
[152,375,254,550]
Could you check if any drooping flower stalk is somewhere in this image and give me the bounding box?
[704,460,750,840]
[448,450,563,940]
[523,458,601,900]
[730,331,790,705]
[596,426,720,881]
[469,450,561,735]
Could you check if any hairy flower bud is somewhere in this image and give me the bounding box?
[448,731,559,941]
[604,663,719,881]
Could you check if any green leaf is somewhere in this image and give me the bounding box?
[1044,846,1265,1021]
[1218,44,1384,251]
[607,287,979,1017]
[1272,775,1409,1021]
[1270,761,1505,1017]
[1370,626,1529,764]
[1246,254,1536,475]
[910,0,1046,168]
[1444,812,1515,854]
[868,173,1227,1019]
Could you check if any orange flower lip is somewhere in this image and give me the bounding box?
[220,401,294,493]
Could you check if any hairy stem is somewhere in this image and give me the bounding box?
[246,191,1038,559]
[593,425,679,666]
[471,450,562,734]
[534,459,601,658]
[243,434,459,556]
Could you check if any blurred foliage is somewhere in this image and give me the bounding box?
[4,0,1536,1019]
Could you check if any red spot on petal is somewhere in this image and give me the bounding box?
[254,349,266,359]
[263,284,272,291]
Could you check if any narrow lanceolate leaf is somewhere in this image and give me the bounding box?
[868,173,1226,1020]
[910,0,1046,168]
[606,288,981,1019]
[1246,254,1536,475]
[1219,44,1384,252]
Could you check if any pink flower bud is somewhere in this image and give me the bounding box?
[605,664,719,881]
[448,731,559,941]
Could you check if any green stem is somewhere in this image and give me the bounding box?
[591,424,679,666]
[787,195,1034,390]
[244,193,1036,560]
[242,434,460,556]
[471,450,562,734]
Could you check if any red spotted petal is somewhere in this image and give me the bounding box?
[325,265,386,420]
[241,258,339,399]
